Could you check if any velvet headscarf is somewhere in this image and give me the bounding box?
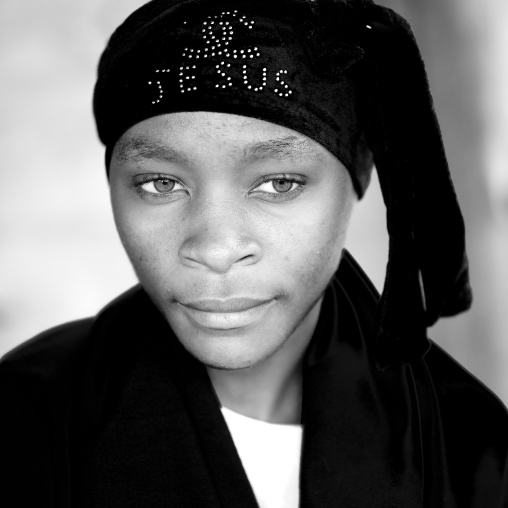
[93,0,472,369]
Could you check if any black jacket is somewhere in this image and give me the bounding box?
[1,251,507,507]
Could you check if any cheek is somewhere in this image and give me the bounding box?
[121,223,180,278]
[111,194,181,285]
[275,188,353,288]
[299,214,348,285]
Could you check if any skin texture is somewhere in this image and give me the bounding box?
[109,111,356,422]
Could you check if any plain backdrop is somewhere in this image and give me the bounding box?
[1,0,507,405]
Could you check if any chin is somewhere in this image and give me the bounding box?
[199,356,257,372]
[179,332,283,371]
[152,292,289,370]
[163,311,287,371]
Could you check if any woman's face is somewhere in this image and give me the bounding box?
[109,111,356,370]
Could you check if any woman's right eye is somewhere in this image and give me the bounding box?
[136,177,186,196]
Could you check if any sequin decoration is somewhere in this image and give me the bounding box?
[275,70,293,98]
[148,69,171,104]
[147,10,294,100]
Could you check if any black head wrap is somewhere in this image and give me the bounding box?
[93,0,472,369]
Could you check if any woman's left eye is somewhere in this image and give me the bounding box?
[253,177,304,195]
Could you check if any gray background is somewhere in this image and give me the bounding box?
[1,0,507,404]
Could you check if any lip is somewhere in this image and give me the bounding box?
[181,297,272,313]
[178,297,275,330]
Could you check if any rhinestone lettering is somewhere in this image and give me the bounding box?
[275,70,293,98]
[147,10,294,99]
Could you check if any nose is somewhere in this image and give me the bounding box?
[179,204,262,274]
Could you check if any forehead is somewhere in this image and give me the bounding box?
[113,112,332,165]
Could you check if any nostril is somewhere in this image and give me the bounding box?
[179,231,262,272]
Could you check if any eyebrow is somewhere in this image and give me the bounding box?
[115,137,190,165]
[242,136,325,163]
[115,134,325,165]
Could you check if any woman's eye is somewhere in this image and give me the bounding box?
[254,178,303,194]
[139,178,184,195]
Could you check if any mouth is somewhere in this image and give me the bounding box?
[178,297,275,330]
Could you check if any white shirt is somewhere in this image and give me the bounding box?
[221,406,303,508]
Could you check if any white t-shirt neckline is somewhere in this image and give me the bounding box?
[221,406,303,508]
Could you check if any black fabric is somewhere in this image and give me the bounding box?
[92,0,473,369]
[1,251,507,507]
[356,6,472,368]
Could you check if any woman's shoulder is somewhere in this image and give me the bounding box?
[0,284,144,387]
[422,341,508,500]
[424,341,508,425]
[0,318,94,392]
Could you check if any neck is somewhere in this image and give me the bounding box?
[207,297,323,424]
